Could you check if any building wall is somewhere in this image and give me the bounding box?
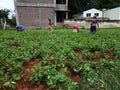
[40,8,54,27]
[15,0,68,29]
[15,0,55,29]
[17,0,54,3]
[104,7,120,20]
[17,7,54,28]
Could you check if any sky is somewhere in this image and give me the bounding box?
[0,0,15,10]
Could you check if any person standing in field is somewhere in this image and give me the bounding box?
[90,16,99,34]
[48,18,53,33]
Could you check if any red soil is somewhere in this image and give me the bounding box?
[67,68,81,83]
[16,59,51,90]
[2,49,115,90]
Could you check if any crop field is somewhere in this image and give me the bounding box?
[0,28,120,90]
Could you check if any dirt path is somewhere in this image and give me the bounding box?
[16,59,50,90]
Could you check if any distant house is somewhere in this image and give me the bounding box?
[83,8,102,18]
[104,7,120,20]
[73,8,102,19]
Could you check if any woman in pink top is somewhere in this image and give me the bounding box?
[73,24,79,32]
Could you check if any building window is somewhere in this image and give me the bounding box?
[56,11,66,22]
[94,13,99,17]
[56,0,66,4]
[86,13,91,17]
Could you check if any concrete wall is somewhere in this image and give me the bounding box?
[15,0,68,29]
[17,7,54,29]
[15,0,55,29]
[17,0,54,3]
[64,20,120,28]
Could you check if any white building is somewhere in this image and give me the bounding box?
[104,7,120,20]
[83,8,102,18]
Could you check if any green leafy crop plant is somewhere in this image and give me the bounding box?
[0,28,120,90]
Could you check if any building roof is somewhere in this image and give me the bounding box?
[83,8,102,13]
[105,6,120,11]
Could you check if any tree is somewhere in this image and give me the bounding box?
[0,9,10,30]
[68,0,120,18]
[99,0,120,9]
[8,13,16,27]
[68,0,100,18]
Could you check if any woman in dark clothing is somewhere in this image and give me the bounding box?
[90,16,99,34]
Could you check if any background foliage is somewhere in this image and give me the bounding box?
[68,0,120,18]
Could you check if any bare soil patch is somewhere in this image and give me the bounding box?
[66,67,81,83]
[16,59,51,90]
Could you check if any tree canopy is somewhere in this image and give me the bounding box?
[68,0,120,18]
[0,9,16,29]
[0,9,10,21]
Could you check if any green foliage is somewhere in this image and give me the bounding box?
[0,28,120,89]
[0,9,10,20]
[8,15,16,27]
[3,81,16,89]
[72,59,120,90]
[68,0,120,18]
[30,65,77,90]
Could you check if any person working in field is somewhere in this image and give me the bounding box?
[73,24,79,32]
[90,16,99,34]
[16,24,25,32]
[48,18,53,33]
[73,24,83,32]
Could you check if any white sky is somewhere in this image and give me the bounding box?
[0,0,15,10]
